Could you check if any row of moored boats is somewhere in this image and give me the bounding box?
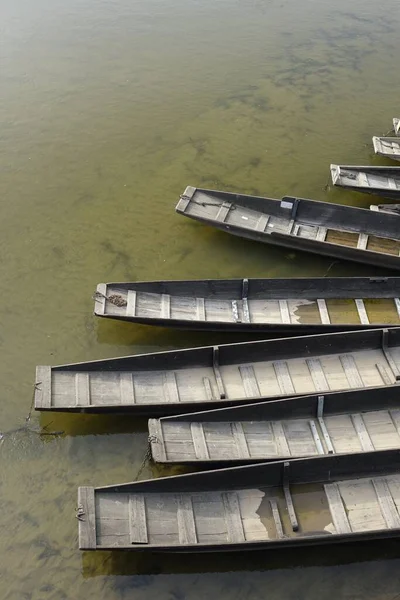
[40,117,400,554]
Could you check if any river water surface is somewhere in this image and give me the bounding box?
[2,0,400,598]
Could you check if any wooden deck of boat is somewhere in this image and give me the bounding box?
[78,450,400,551]
[373,136,400,161]
[35,329,400,413]
[150,400,400,463]
[95,279,400,329]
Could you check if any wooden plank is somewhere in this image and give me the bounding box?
[222,492,246,542]
[309,420,325,454]
[340,354,364,388]
[351,413,375,451]
[231,422,250,458]
[120,372,135,404]
[355,299,369,325]
[242,297,251,323]
[239,365,261,398]
[163,372,180,403]
[382,329,400,380]
[395,298,400,320]
[273,361,295,395]
[283,463,298,531]
[191,423,209,459]
[148,419,167,462]
[376,363,394,385]
[75,373,91,406]
[324,483,351,534]
[213,346,226,399]
[78,487,96,549]
[216,202,232,222]
[287,220,295,235]
[269,498,284,539]
[126,290,137,317]
[231,300,240,323]
[306,358,329,392]
[317,396,335,454]
[317,299,330,324]
[316,227,327,241]
[203,377,214,400]
[176,495,197,544]
[128,494,148,544]
[389,410,400,438]
[357,233,369,250]
[34,365,52,409]
[254,214,270,232]
[372,478,400,529]
[279,300,291,324]
[161,294,171,319]
[94,283,107,315]
[196,297,206,321]
[272,421,291,456]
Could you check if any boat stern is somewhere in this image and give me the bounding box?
[175,186,196,213]
[330,164,340,185]
[77,487,97,550]
[394,118,400,136]
[94,283,107,316]
[34,366,52,410]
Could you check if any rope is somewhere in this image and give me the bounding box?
[134,435,158,481]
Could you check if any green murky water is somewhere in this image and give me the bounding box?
[2,0,400,597]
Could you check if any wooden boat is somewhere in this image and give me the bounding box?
[175,188,400,271]
[370,204,400,216]
[330,164,400,200]
[94,277,400,334]
[149,385,400,465]
[78,448,400,552]
[35,327,400,415]
[373,137,400,162]
[394,118,400,136]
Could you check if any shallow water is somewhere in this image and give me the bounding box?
[2,0,400,597]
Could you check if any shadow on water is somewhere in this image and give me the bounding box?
[81,538,400,579]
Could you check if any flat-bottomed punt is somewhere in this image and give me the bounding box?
[175,188,400,270]
[330,165,400,200]
[35,327,400,415]
[373,136,400,162]
[78,449,400,552]
[95,277,400,333]
[149,385,400,465]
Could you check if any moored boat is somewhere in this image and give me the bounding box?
[149,385,400,465]
[175,187,400,270]
[330,164,400,200]
[35,327,400,415]
[95,277,400,333]
[78,448,400,552]
[373,136,400,162]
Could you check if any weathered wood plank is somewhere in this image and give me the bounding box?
[129,494,148,544]
[222,492,245,542]
[232,300,240,323]
[231,422,250,458]
[95,283,107,315]
[372,478,400,529]
[242,298,251,323]
[306,358,329,392]
[340,354,364,388]
[120,372,135,404]
[309,420,325,454]
[203,377,214,400]
[357,233,368,250]
[317,396,334,454]
[279,300,291,324]
[317,298,330,324]
[355,299,369,325]
[239,365,261,398]
[324,483,352,534]
[382,329,400,380]
[283,463,298,531]
[34,366,52,409]
[272,421,291,456]
[78,487,96,549]
[191,423,209,459]
[351,413,375,451]
[216,202,232,222]
[269,498,284,539]
[126,290,137,317]
[176,495,197,544]
[196,297,206,321]
[213,346,226,399]
[148,419,167,462]
[163,372,180,403]
[376,363,394,385]
[394,298,400,320]
[254,214,270,232]
[161,294,171,319]
[75,373,91,406]
[316,227,327,241]
[273,361,295,394]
